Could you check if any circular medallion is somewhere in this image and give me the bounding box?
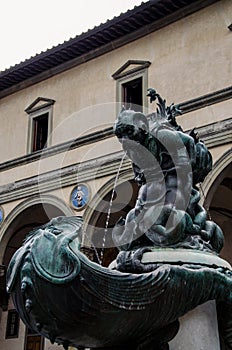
[0,206,4,224]
[70,184,90,210]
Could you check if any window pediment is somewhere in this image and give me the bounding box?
[112,60,151,80]
[25,97,55,114]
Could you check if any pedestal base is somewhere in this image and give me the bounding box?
[169,301,220,350]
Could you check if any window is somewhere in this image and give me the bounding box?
[5,309,19,338]
[32,113,49,152]
[122,77,143,112]
[25,97,55,153]
[112,60,150,115]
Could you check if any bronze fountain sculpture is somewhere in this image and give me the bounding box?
[6,89,232,349]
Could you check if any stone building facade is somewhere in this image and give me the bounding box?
[0,1,231,349]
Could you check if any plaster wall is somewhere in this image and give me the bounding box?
[0,299,25,350]
[210,143,232,163]
[0,199,23,219]
[0,98,231,189]
[0,174,116,252]
[177,99,232,130]
[0,0,231,162]
[0,136,120,186]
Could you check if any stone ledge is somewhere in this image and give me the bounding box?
[0,116,230,174]
[0,151,132,204]
[141,248,231,269]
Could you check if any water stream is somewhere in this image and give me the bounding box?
[100,151,127,265]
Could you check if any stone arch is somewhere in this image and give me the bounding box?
[0,194,73,265]
[201,149,232,264]
[83,170,133,229]
[200,148,232,207]
[82,170,138,266]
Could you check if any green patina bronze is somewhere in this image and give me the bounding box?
[6,89,232,350]
[113,90,222,254]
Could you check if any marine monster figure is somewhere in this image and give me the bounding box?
[112,89,223,264]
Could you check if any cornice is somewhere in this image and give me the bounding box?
[0,0,218,99]
[192,117,232,148]
[0,152,132,204]
[179,86,232,113]
[0,116,231,205]
[0,127,113,172]
[1,85,231,173]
